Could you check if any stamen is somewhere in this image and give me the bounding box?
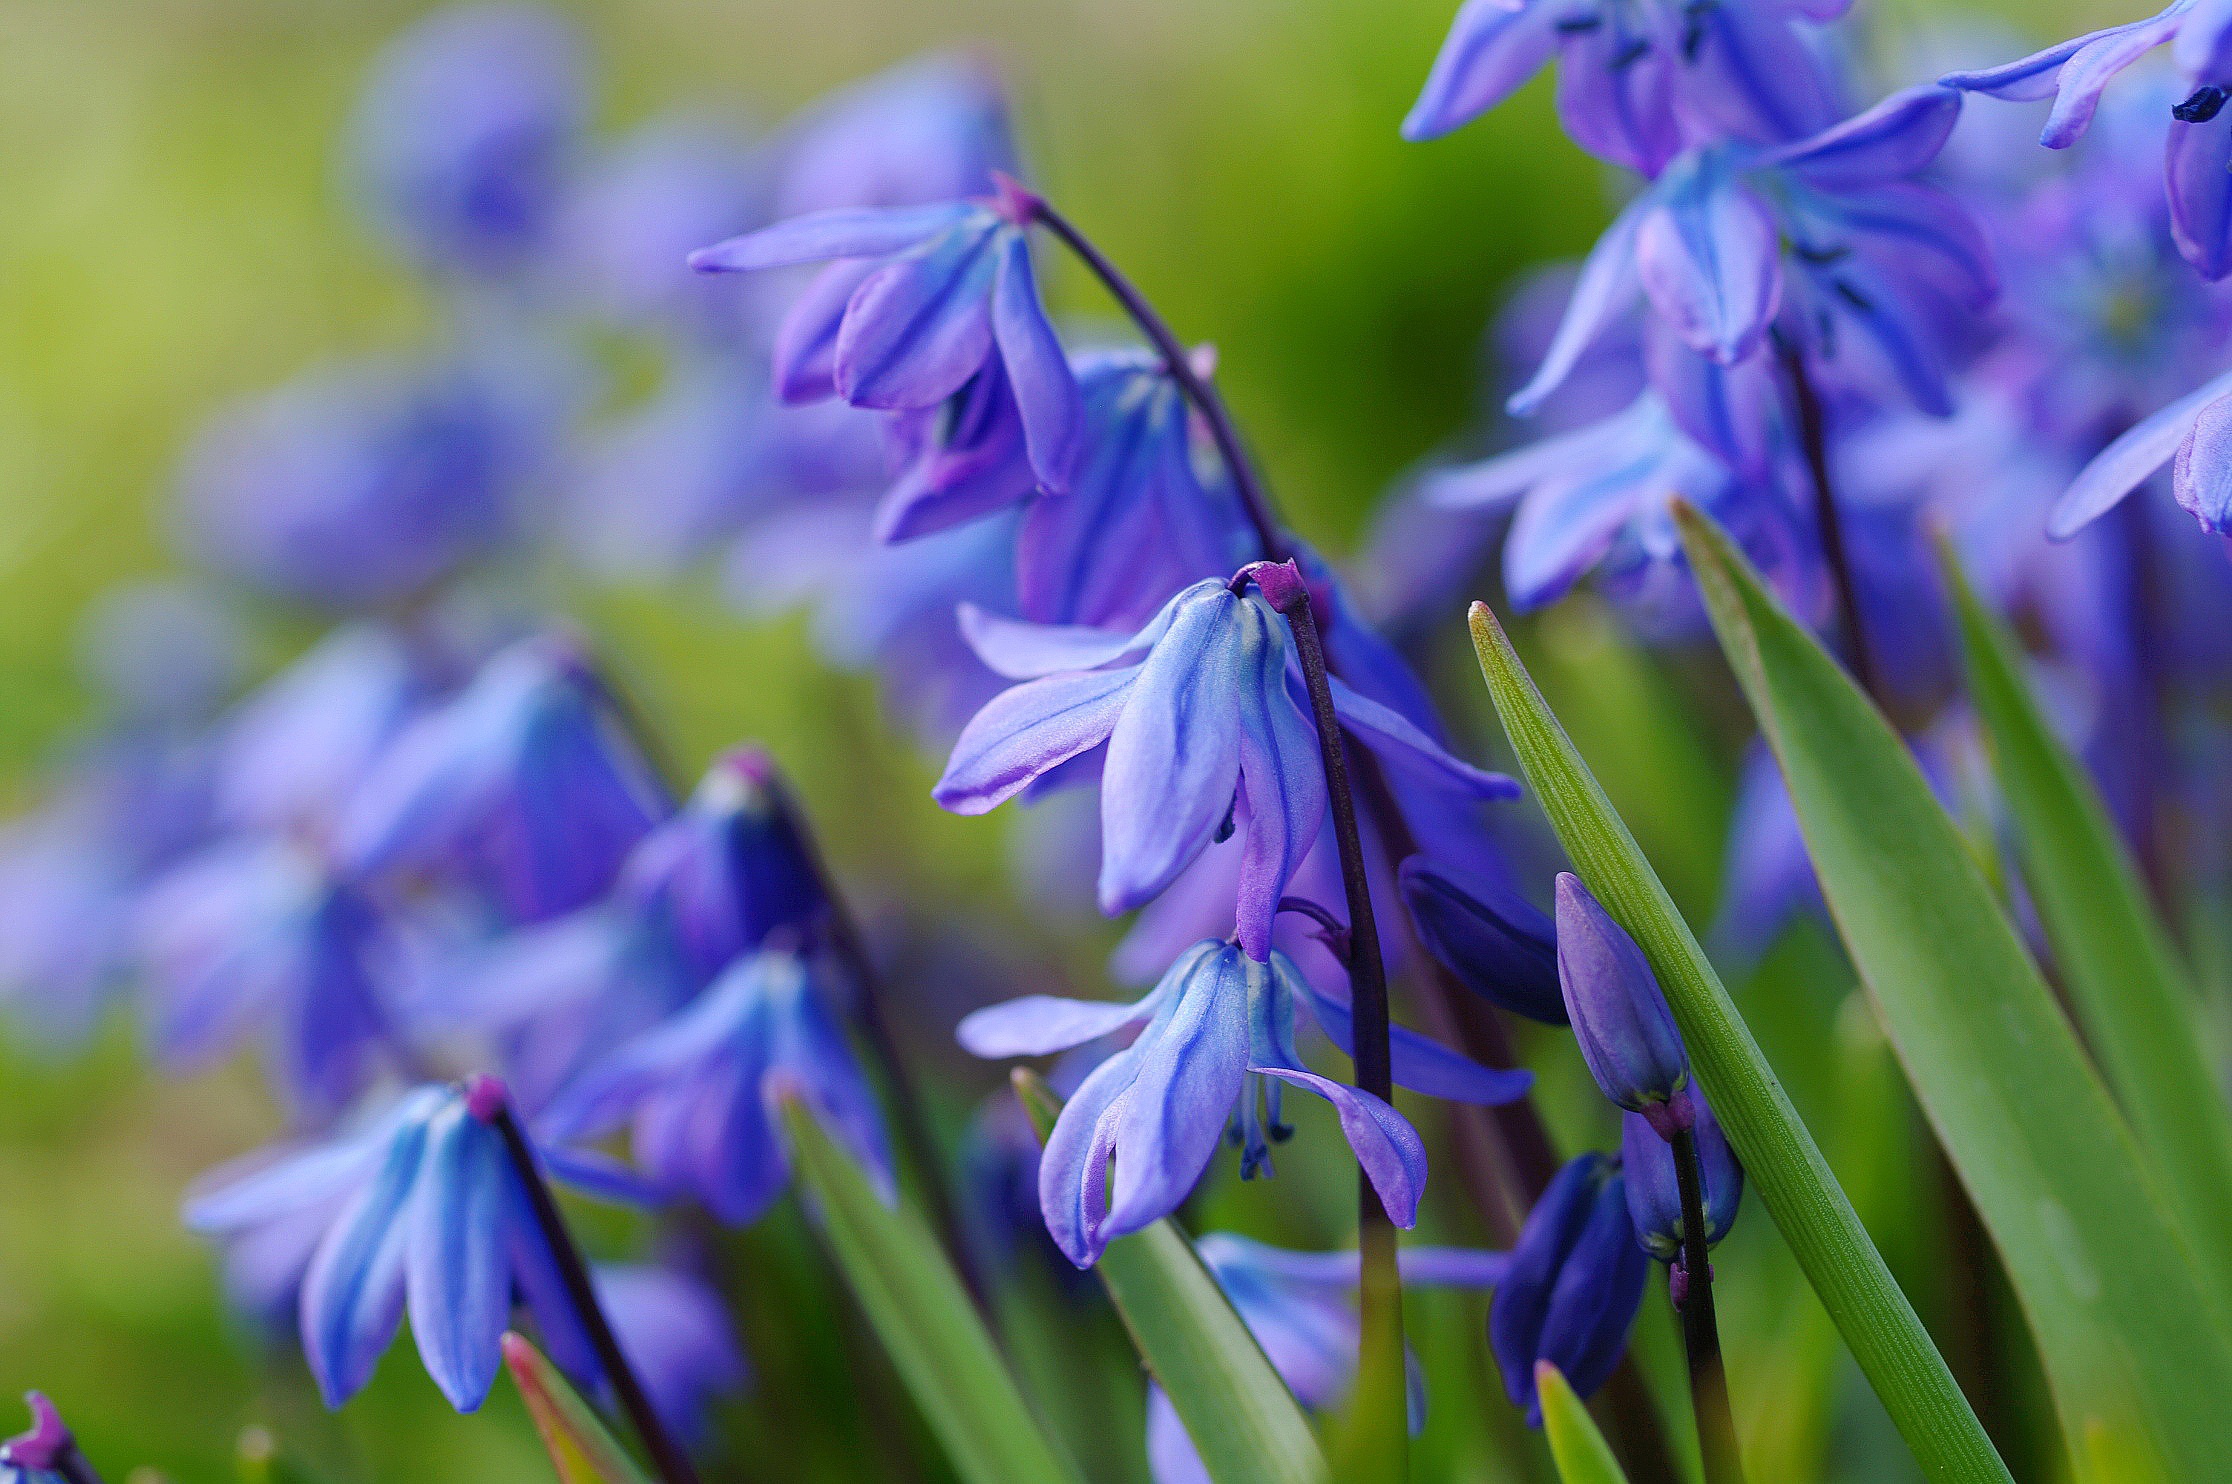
[2175,85,2229,125]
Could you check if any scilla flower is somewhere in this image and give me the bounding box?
[934,579,1514,959]
[183,1081,644,1412]
[958,938,1531,1267]
[689,175,1080,493]
[1621,1089,1745,1265]
[1146,1234,1509,1484]
[1491,1152,1650,1424]
[540,947,894,1226]
[2051,364,2232,537]
[1555,873,1694,1137]
[1399,857,1564,1024]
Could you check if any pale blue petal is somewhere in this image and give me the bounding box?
[687,203,967,272]
[2039,14,2184,148]
[1252,1067,1426,1228]
[1039,1037,1146,1265]
[1401,0,1564,142]
[1295,967,1534,1106]
[991,234,1082,492]
[1102,950,1252,1240]
[2049,367,2232,538]
[1508,201,1646,416]
[1233,603,1325,959]
[957,987,1164,1058]
[299,1111,431,1407]
[1635,162,1781,366]
[934,667,1137,814]
[957,599,1172,678]
[2173,389,2232,534]
[2169,114,2232,283]
[1765,86,1963,189]
[405,1103,511,1411]
[1325,674,1519,800]
[834,220,1001,410]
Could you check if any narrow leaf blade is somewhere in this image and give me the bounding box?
[1537,1363,1633,1484]
[1466,600,2011,1484]
[502,1331,654,1484]
[779,1095,1087,1484]
[1676,503,2232,1482]
[1012,1070,1329,1484]
[1941,539,2232,1313]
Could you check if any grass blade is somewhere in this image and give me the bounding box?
[502,1332,655,1484]
[1011,1070,1330,1484]
[1676,502,2232,1483]
[1940,539,2232,1312]
[1538,1363,1633,1484]
[1465,599,2010,1484]
[779,1096,1087,1484]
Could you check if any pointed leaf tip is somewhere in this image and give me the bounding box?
[503,1331,653,1484]
[1537,1364,1632,1484]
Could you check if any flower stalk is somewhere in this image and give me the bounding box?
[1774,334,1881,706]
[1670,1127,1744,1484]
[474,1081,703,1484]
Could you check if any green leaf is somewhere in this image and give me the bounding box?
[1675,503,2232,1484]
[1011,1070,1329,1484]
[1537,1363,1633,1484]
[1466,600,2010,1484]
[779,1096,1087,1484]
[1941,539,2232,1313]
[501,1331,654,1484]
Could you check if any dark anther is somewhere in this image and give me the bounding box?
[1833,279,1875,313]
[1555,14,1602,34]
[2175,85,2229,125]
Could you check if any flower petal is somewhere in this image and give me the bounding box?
[687,203,967,273]
[300,1111,431,1407]
[1326,674,1519,800]
[2173,389,2232,535]
[957,600,1170,678]
[1401,0,1563,142]
[1764,85,1962,189]
[1252,1066,1427,1228]
[2169,114,2232,283]
[1296,968,1534,1106]
[1940,35,2098,104]
[2039,13,2184,148]
[1233,608,1326,959]
[1634,161,1782,366]
[957,988,1163,1058]
[991,233,1082,492]
[772,260,880,404]
[2049,368,2232,538]
[1038,1037,1145,1266]
[1508,200,1646,416]
[1102,953,1252,1240]
[834,220,1001,410]
[405,1102,511,1411]
[935,666,1137,815]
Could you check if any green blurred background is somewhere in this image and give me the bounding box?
[0,0,2124,1479]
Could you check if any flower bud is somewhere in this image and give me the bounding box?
[1554,873,1692,1137]
[1620,1089,1744,1263]
[1400,857,1563,1024]
[1489,1153,1649,1426]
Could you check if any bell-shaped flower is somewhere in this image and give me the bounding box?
[1621,1089,1745,1263]
[133,840,399,1119]
[336,636,671,925]
[1146,1234,1509,1484]
[1490,1152,1651,1425]
[1555,873,1693,1137]
[539,948,894,1226]
[346,4,586,275]
[958,937,1531,1267]
[182,1082,647,1412]
[1401,0,1845,176]
[1399,857,1564,1024]
[689,175,1080,494]
[595,1264,751,1445]
[934,579,1514,959]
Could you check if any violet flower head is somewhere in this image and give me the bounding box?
[1554,873,1693,1137]
[935,579,1513,960]
[957,938,1530,1267]
[336,636,671,925]
[182,1081,646,1412]
[595,1264,751,1445]
[1399,857,1564,1024]
[1621,1088,1744,1263]
[690,175,1081,493]
[1402,0,1848,176]
[1490,1151,1651,1425]
[540,947,893,1226]
[347,3,586,275]
[1145,1234,1509,1484]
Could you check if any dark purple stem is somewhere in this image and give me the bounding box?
[478,1088,703,1484]
[1775,335,1882,706]
[1671,1127,1744,1484]
[1276,895,1353,964]
[1030,199,1290,565]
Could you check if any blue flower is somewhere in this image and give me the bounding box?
[1399,857,1564,1024]
[934,579,1514,959]
[1490,1152,1651,1425]
[347,3,586,275]
[183,1082,646,1411]
[769,52,1017,220]
[2054,365,2232,536]
[540,948,893,1226]
[1145,1234,1509,1484]
[1402,0,1847,175]
[336,636,671,925]
[957,938,1531,1267]
[690,178,1082,494]
[1621,1089,1744,1262]
[133,840,398,1119]
[1555,873,1693,1135]
[594,1264,751,1445]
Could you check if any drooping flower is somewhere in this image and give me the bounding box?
[540,948,893,1226]
[1145,1234,1509,1484]
[690,177,1081,493]
[1399,857,1564,1024]
[1490,1152,1651,1424]
[1554,873,1693,1137]
[957,938,1530,1267]
[183,1081,646,1411]
[347,3,587,275]
[1621,1088,1745,1262]
[595,1264,751,1445]
[934,579,1514,959]
[1402,0,1847,176]
[336,636,671,925]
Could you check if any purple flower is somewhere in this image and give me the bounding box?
[1621,1089,1744,1262]
[1402,0,1846,175]
[595,1264,750,1445]
[690,178,1081,493]
[1399,857,1563,1024]
[957,938,1530,1267]
[540,947,893,1225]
[0,1395,79,1484]
[347,3,586,275]
[934,580,1514,959]
[175,355,550,609]
[183,1082,644,1411]
[1490,1152,1650,1425]
[2052,366,2232,537]
[336,636,671,925]
[133,840,399,1120]
[1146,1234,1509,1484]
[1555,873,1693,1136]
[770,53,1017,220]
